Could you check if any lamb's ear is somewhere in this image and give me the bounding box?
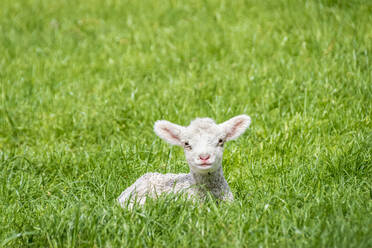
[219,115,251,141]
[154,120,185,146]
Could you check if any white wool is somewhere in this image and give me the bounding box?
[118,115,251,208]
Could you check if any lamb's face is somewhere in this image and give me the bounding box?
[181,119,225,173]
[154,115,251,174]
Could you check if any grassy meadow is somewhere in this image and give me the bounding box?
[1,0,371,247]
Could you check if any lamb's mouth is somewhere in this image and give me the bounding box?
[198,163,212,167]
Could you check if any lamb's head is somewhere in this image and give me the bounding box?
[154,115,251,174]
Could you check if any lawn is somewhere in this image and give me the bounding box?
[0,0,371,247]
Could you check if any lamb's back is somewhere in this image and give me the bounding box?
[117,172,194,207]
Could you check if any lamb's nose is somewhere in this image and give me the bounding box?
[199,154,210,161]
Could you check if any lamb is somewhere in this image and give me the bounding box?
[117,114,251,208]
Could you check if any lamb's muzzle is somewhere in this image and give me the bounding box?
[118,114,251,208]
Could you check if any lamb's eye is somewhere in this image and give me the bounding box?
[218,138,224,146]
[184,142,192,150]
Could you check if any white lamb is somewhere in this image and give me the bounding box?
[117,114,251,208]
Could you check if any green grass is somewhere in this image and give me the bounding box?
[1,0,371,247]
